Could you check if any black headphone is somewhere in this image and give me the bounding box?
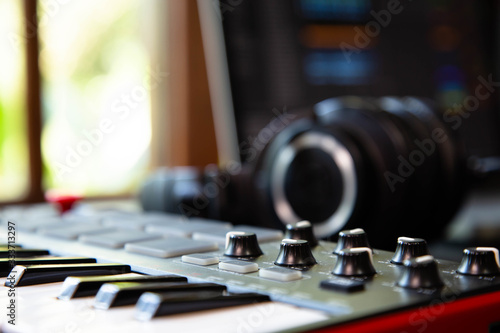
[139,96,472,249]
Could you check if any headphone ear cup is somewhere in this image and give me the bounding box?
[311,96,468,247]
[314,97,419,246]
[251,115,366,237]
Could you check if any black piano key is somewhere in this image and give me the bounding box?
[0,257,97,277]
[93,282,227,309]
[0,249,50,258]
[58,274,187,300]
[135,292,271,320]
[5,263,131,287]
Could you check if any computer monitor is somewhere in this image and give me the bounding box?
[198,0,500,164]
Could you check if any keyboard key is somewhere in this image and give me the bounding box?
[145,220,232,238]
[135,292,270,320]
[102,216,149,231]
[0,257,96,277]
[68,204,138,219]
[79,230,162,248]
[58,274,187,300]
[94,282,226,309]
[61,214,102,224]
[0,249,50,258]
[38,223,116,240]
[6,263,131,287]
[259,266,302,282]
[100,212,183,230]
[0,203,59,221]
[125,238,218,258]
[193,225,283,245]
[15,217,64,232]
[219,260,258,274]
[181,253,220,266]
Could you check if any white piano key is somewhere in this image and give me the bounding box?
[0,277,329,333]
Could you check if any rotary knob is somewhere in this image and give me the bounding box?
[391,237,430,264]
[457,247,500,276]
[284,221,318,247]
[333,228,370,254]
[274,239,317,268]
[397,255,444,289]
[332,247,376,277]
[224,232,263,258]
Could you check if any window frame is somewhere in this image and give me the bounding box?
[19,0,44,205]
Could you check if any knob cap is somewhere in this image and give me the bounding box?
[333,228,370,254]
[274,239,317,268]
[332,247,376,277]
[457,247,500,276]
[284,221,318,247]
[397,255,444,289]
[391,237,430,264]
[224,232,263,258]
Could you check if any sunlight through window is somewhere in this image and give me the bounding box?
[0,0,29,201]
[39,0,158,196]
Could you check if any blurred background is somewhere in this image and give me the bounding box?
[1,0,500,255]
[216,0,499,161]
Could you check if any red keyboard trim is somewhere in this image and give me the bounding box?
[309,289,500,333]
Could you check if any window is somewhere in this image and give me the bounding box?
[0,0,29,201]
[39,0,160,196]
[0,0,216,205]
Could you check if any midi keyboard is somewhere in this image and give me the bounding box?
[1,203,500,332]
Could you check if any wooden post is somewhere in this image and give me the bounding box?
[165,0,218,167]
